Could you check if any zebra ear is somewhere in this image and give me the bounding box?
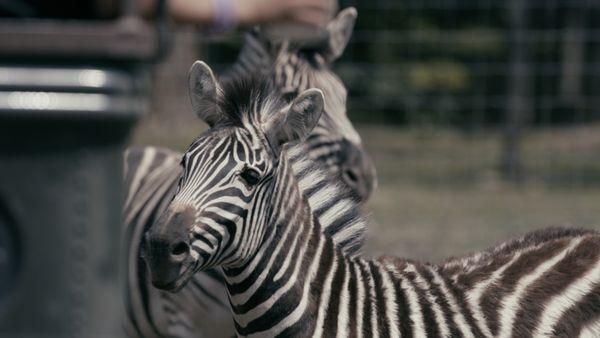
[323,7,357,63]
[188,61,222,126]
[265,88,324,150]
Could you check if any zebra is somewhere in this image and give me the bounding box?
[124,8,376,338]
[225,7,376,201]
[145,62,600,338]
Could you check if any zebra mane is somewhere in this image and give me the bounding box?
[225,28,329,80]
[221,27,362,146]
[216,73,285,128]
[285,143,368,256]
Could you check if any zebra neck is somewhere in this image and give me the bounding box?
[222,209,346,336]
[225,33,271,81]
[218,151,426,337]
[287,143,367,255]
[220,150,340,336]
[220,167,438,338]
[222,234,443,338]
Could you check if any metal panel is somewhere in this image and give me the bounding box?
[0,63,144,338]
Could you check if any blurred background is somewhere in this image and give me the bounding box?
[133,0,600,262]
[0,1,598,335]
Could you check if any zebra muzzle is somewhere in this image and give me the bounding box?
[339,140,377,203]
[144,204,197,291]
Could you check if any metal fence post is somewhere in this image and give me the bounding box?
[500,0,532,183]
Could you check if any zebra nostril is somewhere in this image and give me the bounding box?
[170,242,189,260]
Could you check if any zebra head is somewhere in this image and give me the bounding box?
[145,61,324,291]
[232,7,377,203]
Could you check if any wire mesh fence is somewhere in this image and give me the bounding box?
[185,0,600,187]
[140,0,600,187]
[199,0,600,126]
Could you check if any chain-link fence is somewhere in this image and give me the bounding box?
[339,0,600,125]
[198,0,600,127]
[334,0,600,186]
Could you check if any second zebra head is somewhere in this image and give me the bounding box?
[229,7,377,203]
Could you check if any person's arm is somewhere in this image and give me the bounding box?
[138,0,336,29]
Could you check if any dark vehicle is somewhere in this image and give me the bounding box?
[0,1,166,336]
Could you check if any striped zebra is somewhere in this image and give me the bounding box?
[124,13,375,337]
[145,63,600,338]
[124,8,375,338]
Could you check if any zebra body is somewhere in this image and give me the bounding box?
[224,221,600,337]
[145,63,600,338]
[225,207,600,337]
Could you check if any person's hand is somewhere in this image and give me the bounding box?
[235,0,337,29]
[138,0,337,31]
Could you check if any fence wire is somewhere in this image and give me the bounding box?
[147,0,600,186]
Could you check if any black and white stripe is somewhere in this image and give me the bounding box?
[146,67,600,338]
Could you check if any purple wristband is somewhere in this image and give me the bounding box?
[211,0,237,33]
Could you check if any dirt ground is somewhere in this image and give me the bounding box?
[131,121,600,263]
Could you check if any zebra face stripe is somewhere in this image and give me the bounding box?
[181,130,273,264]
[305,134,377,201]
[230,12,376,203]
[145,127,277,291]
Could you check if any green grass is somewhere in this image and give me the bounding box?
[359,124,600,261]
[131,121,600,263]
[365,182,600,262]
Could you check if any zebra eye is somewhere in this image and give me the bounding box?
[240,167,261,186]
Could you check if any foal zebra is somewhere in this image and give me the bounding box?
[125,9,376,338]
[146,63,600,338]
